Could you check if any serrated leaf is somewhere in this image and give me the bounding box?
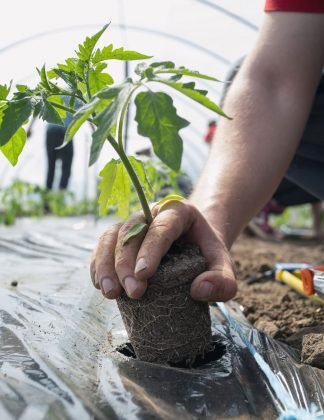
[39,98,64,125]
[48,95,67,119]
[54,58,85,82]
[134,62,148,77]
[0,127,26,165]
[157,79,229,118]
[150,61,175,69]
[89,81,133,165]
[53,69,78,91]
[65,98,100,143]
[88,67,114,96]
[96,83,131,100]
[135,91,189,171]
[0,104,7,125]
[77,24,109,62]
[154,67,220,82]
[16,84,28,93]
[128,156,153,200]
[0,98,32,146]
[89,100,119,165]
[0,83,11,100]
[182,82,207,96]
[122,223,148,245]
[98,159,131,219]
[38,65,52,90]
[92,44,152,64]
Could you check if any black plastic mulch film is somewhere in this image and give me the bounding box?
[0,217,323,420]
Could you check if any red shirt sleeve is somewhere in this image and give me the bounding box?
[265,0,324,13]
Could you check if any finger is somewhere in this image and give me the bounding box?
[134,201,194,283]
[190,238,237,302]
[173,207,238,302]
[115,214,148,299]
[93,224,123,299]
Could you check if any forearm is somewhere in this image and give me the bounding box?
[191,65,320,248]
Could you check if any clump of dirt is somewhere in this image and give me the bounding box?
[301,333,324,368]
[117,243,212,366]
[231,234,324,369]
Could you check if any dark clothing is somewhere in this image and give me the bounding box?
[273,178,320,207]
[46,124,73,190]
[221,57,324,200]
[286,75,324,199]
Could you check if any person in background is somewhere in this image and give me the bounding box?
[90,2,324,303]
[45,120,73,190]
[204,120,217,145]
[27,97,78,191]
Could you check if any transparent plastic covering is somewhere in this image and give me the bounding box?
[0,217,323,419]
[0,0,263,199]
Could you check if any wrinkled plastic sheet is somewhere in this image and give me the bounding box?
[0,217,323,420]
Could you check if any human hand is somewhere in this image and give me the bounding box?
[90,200,237,302]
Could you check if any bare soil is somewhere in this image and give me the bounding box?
[231,233,324,369]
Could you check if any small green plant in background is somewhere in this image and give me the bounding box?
[0,180,99,225]
[0,24,228,236]
[270,205,314,230]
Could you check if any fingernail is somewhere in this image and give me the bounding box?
[135,257,147,274]
[101,277,115,295]
[124,276,138,298]
[195,281,214,300]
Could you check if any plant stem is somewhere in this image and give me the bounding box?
[85,63,92,101]
[48,101,76,115]
[115,83,153,223]
[108,135,153,224]
[47,91,86,103]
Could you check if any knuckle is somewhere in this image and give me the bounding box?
[115,255,131,271]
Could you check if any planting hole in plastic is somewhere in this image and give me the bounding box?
[116,340,226,369]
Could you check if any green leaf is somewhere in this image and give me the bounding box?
[182,82,207,96]
[96,83,131,100]
[154,67,220,82]
[157,194,184,211]
[0,83,11,100]
[0,104,7,125]
[65,98,100,143]
[89,101,119,165]
[92,45,152,64]
[0,127,26,165]
[135,91,189,171]
[53,69,78,91]
[157,79,229,118]
[16,84,28,93]
[37,65,52,90]
[134,62,148,77]
[88,67,114,96]
[150,61,175,69]
[128,156,152,200]
[98,159,131,219]
[38,98,64,126]
[122,223,148,245]
[47,95,67,119]
[89,81,133,165]
[77,24,109,62]
[0,99,32,146]
[157,194,184,205]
